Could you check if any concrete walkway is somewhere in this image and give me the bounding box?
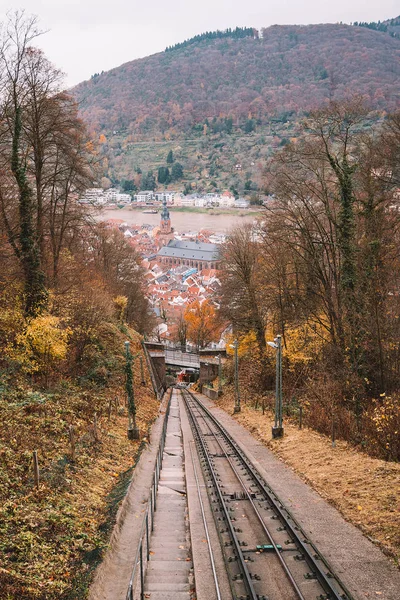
[143,390,193,600]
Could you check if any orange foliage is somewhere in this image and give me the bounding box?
[184,300,219,349]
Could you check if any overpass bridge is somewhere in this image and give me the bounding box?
[143,342,226,391]
[165,349,200,369]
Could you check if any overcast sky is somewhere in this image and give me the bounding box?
[0,1,398,87]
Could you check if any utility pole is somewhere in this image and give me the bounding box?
[125,341,139,440]
[232,340,241,413]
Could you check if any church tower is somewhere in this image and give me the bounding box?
[158,196,174,246]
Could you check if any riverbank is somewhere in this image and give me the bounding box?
[96,206,258,233]
[104,205,260,217]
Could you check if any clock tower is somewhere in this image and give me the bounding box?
[158,197,174,246]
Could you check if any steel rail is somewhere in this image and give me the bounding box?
[183,390,258,600]
[189,396,307,599]
[189,440,223,600]
[186,388,354,600]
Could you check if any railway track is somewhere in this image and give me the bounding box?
[181,388,353,600]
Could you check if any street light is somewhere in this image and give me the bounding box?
[125,341,140,440]
[230,339,241,413]
[140,355,146,386]
[218,353,222,395]
[267,334,284,438]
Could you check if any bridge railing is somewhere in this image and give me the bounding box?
[165,349,200,366]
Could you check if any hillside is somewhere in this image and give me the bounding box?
[73,22,400,193]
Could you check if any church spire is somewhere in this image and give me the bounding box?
[161,196,170,221]
[159,195,172,242]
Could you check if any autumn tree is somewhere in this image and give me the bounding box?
[176,309,188,350]
[220,224,269,352]
[84,223,155,335]
[0,13,47,316]
[0,12,93,312]
[184,299,219,350]
[264,100,400,398]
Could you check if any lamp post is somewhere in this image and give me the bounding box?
[230,339,241,413]
[267,334,284,438]
[125,341,139,440]
[218,353,222,395]
[140,355,145,386]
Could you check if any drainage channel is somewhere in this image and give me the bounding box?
[142,389,193,600]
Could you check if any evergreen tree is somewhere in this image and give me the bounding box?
[171,162,184,181]
[122,179,136,192]
[142,170,156,190]
[166,150,174,164]
[157,166,171,184]
[244,119,255,133]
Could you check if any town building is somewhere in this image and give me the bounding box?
[135,191,154,203]
[154,191,177,202]
[155,201,220,268]
[157,239,220,270]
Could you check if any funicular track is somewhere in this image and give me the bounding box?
[182,388,354,600]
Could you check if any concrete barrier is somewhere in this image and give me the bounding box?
[201,385,220,401]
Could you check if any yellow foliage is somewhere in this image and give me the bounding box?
[16,315,71,375]
[281,319,329,369]
[99,133,107,144]
[113,295,128,323]
[0,304,24,342]
[226,331,259,359]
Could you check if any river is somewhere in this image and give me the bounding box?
[95,207,259,234]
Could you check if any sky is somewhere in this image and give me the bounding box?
[0,0,398,87]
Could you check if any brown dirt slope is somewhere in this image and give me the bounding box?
[0,331,160,600]
[214,389,400,565]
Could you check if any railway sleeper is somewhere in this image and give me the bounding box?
[304,571,318,580]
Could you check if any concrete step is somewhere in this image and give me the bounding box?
[141,592,190,600]
[146,573,189,584]
[147,561,192,573]
[148,549,189,560]
[150,541,188,547]
[154,495,186,502]
[145,582,191,592]
[151,526,186,532]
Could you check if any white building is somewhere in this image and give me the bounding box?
[154,191,176,202]
[115,193,132,204]
[181,196,195,207]
[234,198,250,209]
[219,192,236,207]
[80,188,105,204]
[135,191,154,203]
[173,193,183,206]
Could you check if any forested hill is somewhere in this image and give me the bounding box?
[73,22,399,138]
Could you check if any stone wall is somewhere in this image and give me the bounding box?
[199,361,219,385]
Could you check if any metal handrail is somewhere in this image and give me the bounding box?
[126,388,172,600]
